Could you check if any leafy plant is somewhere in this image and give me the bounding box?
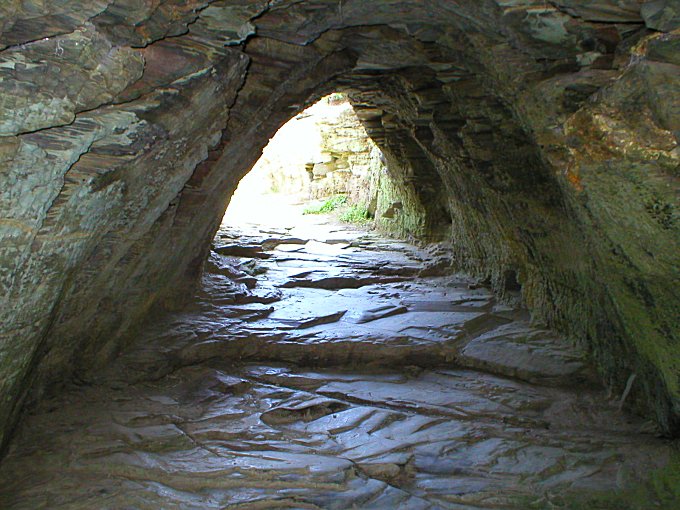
[340,204,371,224]
[303,195,348,215]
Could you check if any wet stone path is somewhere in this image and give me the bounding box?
[0,219,671,509]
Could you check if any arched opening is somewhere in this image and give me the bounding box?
[0,2,678,507]
[221,93,380,232]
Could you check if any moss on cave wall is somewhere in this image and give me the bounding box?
[344,23,679,434]
[286,97,441,239]
[370,162,430,239]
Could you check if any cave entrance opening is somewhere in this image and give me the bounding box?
[206,91,418,337]
[220,92,381,234]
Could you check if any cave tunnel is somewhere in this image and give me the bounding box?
[0,1,679,508]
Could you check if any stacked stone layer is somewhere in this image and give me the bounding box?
[0,0,678,451]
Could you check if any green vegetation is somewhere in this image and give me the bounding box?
[340,204,372,224]
[302,195,372,225]
[303,195,348,215]
[327,92,347,104]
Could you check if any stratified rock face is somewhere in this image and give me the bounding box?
[309,97,438,237]
[225,95,387,207]
[306,98,381,200]
[0,0,678,453]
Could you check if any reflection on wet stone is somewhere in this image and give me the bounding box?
[0,215,671,509]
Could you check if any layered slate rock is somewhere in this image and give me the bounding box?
[0,217,672,509]
[0,0,678,456]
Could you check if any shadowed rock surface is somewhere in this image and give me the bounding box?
[0,217,673,509]
[0,0,678,498]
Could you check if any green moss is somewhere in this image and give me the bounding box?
[573,162,680,431]
[339,204,372,224]
[302,195,348,215]
[373,171,428,238]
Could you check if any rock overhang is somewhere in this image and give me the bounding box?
[0,0,678,457]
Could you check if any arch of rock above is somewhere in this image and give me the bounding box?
[0,0,678,452]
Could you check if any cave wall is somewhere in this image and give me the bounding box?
[0,1,678,452]
[297,96,444,237]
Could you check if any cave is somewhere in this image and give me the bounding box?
[0,1,678,508]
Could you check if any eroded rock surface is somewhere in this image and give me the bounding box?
[0,218,673,509]
[0,0,678,459]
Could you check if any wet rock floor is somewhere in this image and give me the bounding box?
[0,217,672,509]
